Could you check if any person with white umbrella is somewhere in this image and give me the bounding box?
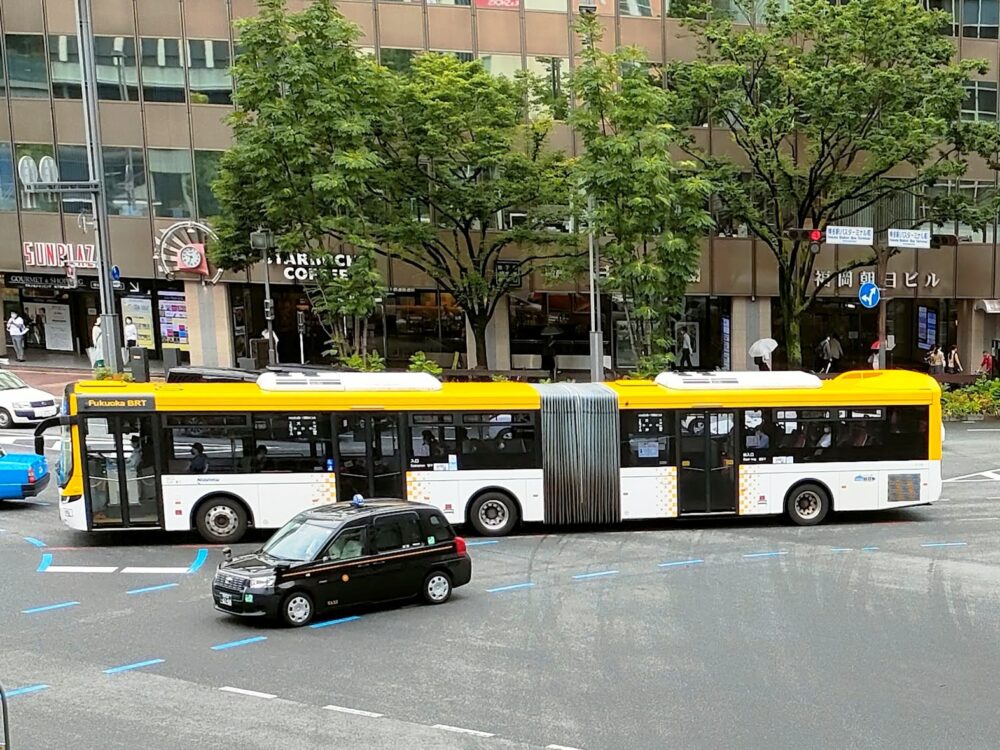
[748,338,778,371]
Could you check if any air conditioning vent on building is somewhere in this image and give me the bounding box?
[257,371,443,392]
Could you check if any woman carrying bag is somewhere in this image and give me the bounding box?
[88,319,104,368]
[946,344,962,374]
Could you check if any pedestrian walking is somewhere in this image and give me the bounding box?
[827,333,844,373]
[6,311,27,362]
[817,334,833,373]
[978,350,994,377]
[90,318,104,368]
[946,344,962,374]
[925,345,945,375]
[679,327,694,369]
[123,316,138,349]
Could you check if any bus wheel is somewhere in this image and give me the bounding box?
[469,492,518,537]
[281,591,314,627]
[195,497,248,543]
[786,483,830,526]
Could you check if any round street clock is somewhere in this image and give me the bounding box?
[154,220,222,283]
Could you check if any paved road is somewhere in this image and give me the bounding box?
[1,424,1000,749]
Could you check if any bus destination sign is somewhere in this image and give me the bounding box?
[79,395,156,412]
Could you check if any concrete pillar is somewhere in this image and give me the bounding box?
[184,280,234,367]
[730,297,772,370]
[957,300,983,372]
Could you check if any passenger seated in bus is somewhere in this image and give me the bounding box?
[188,442,209,474]
[746,426,769,450]
[809,425,833,450]
[849,425,869,447]
[455,427,473,453]
[416,430,446,459]
[782,427,807,448]
[242,445,269,473]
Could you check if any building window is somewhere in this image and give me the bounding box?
[194,150,223,219]
[56,145,92,215]
[96,36,139,101]
[526,57,569,120]
[149,148,194,218]
[962,80,997,121]
[49,35,81,99]
[141,37,186,103]
[14,144,57,213]
[479,54,522,78]
[927,0,960,35]
[524,0,563,9]
[0,144,14,212]
[963,0,999,38]
[103,146,148,216]
[187,39,232,105]
[619,0,656,16]
[380,48,416,73]
[6,34,49,98]
[379,290,465,363]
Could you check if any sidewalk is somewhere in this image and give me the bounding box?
[0,348,163,395]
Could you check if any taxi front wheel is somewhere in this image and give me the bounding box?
[281,591,315,627]
[422,571,452,605]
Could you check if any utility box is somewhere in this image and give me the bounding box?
[162,347,181,375]
[251,338,272,366]
[127,347,150,382]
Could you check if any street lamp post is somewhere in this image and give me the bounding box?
[249,227,278,366]
[587,194,603,383]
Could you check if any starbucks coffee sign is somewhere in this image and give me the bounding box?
[268,252,353,281]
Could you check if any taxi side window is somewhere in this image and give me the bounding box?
[324,527,366,561]
[374,513,423,553]
[426,513,454,541]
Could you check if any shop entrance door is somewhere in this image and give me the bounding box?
[335,414,404,502]
[82,415,161,527]
[677,410,738,515]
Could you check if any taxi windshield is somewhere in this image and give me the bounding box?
[262,518,333,562]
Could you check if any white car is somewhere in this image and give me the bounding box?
[0,371,59,427]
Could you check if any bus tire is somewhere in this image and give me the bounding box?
[280,591,314,627]
[469,491,519,537]
[195,496,248,543]
[786,483,830,526]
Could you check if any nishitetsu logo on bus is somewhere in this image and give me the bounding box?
[22,241,97,269]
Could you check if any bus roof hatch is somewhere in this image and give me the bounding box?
[654,371,823,391]
[256,371,443,392]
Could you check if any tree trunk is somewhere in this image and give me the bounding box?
[470,315,489,370]
[782,292,803,370]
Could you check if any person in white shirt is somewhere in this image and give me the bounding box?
[123,317,138,349]
[6,312,27,362]
[91,319,104,367]
[679,327,694,369]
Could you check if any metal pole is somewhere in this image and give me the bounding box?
[877,251,888,370]
[76,0,122,372]
[587,194,602,382]
[262,246,277,365]
[1,677,10,750]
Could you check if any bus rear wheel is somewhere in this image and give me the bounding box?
[469,492,519,537]
[195,497,248,543]
[786,483,830,526]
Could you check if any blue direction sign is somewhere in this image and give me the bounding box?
[110,265,121,281]
[858,282,880,309]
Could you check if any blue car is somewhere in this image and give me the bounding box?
[0,449,48,500]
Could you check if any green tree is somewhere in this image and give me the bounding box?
[675,0,1000,367]
[210,0,575,368]
[305,245,386,367]
[572,16,714,375]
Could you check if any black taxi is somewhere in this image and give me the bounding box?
[212,498,472,627]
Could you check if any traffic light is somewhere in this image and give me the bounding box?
[784,228,825,254]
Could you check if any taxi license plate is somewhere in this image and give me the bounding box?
[36,407,56,418]
[220,593,232,606]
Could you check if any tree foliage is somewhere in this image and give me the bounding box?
[674,0,1000,367]
[572,16,714,375]
[211,0,575,368]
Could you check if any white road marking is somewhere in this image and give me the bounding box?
[547,745,585,750]
[323,705,384,718]
[432,724,495,738]
[219,687,276,700]
[44,566,118,573]
[943,469,1000,483]
[121,567,189,574]
[968,428,1000,431]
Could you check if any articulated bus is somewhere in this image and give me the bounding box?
[38,369,941,542]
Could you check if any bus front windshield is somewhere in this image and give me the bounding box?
[262,518,333,562]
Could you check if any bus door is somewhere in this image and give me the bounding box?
[677,410,737,514]
[334,414,404,502]
[81,415,161,528]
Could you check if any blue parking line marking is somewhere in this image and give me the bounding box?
[658,559,704,568]
[103,659,164,674]
[23,536,46,548]
[487,582,536,593]
[22,601,79,614]
[467,540,499,547]
[6,684,49,698]
[36,553,52,572]
[831,548,853,552]
[187,548,209,574]
[921,542,968,548]
[310,615,362,629]
[862,546,879,551]
[211,636,268,651]
[127,583,179,595]
[742,551,787,559]
[572,570,618,580]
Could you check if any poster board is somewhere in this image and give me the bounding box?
[158,290,189,351]
[121,297,155,349]
[23,301,73,352]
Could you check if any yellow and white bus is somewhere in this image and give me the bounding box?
[40,369,941,542]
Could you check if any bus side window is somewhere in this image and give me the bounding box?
[408,413,453,470]
[742,410,772,463]
[459,412,538,470]
[621,411,674,468]
[163,415,251,474]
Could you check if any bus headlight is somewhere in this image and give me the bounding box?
[248,575,276,591]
